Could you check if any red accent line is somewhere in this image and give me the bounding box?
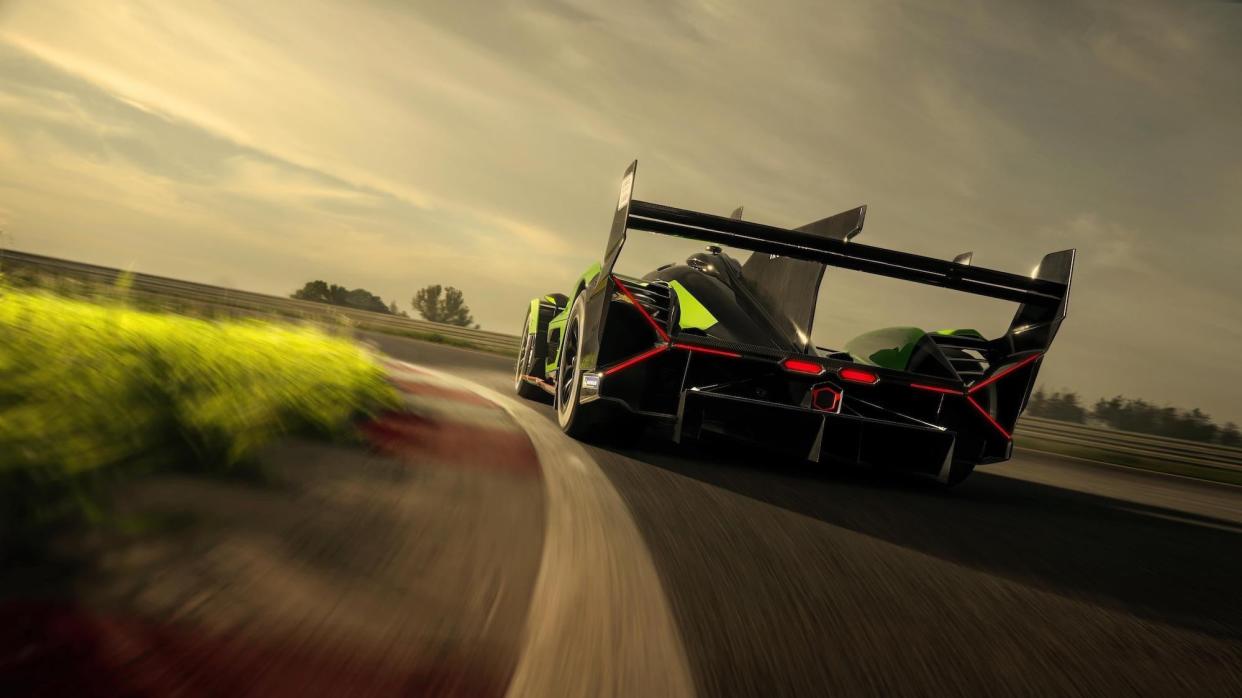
[966,395,1012,440]
[611,275,670,343]
[602,345,669,375]
[968,352,1043,394]
[910,383,963,395]
[672,343,742,358]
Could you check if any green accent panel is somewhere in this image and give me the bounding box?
[543,262,602,374]
[844,326,926,371]
[526,298,540,334]
[933,328,984,339]
[669,280,717,331]
[545,312,568,372]
[576,262,602,296]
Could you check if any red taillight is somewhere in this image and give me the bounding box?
[966,395,1012,440]
[781,358,824,375]
[612,275,670,343]
[673,343,742,358]
[811,385,841,412]
[910,383,961,395]
[602,345,668,376]
[839,367,879,385]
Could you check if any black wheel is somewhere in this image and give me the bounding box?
[515,310,549,402]
[555,295,606,439]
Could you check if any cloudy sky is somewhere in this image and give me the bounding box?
[0,0,1239,422]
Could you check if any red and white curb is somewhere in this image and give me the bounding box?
[378,361,695,698]
[367,360,541,477]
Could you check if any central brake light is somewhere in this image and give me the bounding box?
[839,367,879,385]
[781,358,824,375]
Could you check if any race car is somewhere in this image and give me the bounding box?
[515,161,1075,485]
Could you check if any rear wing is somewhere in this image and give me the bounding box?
[604,160,1074,350]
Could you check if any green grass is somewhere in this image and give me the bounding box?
[0,285,398,544]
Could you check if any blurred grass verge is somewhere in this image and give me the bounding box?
[0,261,518,358]
[0,280,398,551]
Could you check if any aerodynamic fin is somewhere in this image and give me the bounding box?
[796,205,867,242]
[1004,249,1076,353]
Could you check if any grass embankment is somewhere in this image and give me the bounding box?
[0,287,398,545]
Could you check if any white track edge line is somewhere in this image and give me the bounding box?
[386,361,696,698]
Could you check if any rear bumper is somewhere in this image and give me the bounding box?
[675,389,966,482]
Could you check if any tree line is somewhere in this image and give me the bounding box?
[291,281,476,328]
[1027,388,1240,446]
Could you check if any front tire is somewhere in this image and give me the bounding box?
[555,295,605,439]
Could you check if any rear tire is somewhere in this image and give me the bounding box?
[555,295,606,440]
[515,311,549,402]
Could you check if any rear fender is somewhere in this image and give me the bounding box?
[545,263,601,374]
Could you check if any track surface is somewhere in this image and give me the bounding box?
[368,334,1242,696]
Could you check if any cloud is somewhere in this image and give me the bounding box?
[1041,214,1149,273]
[0,0,1238,421]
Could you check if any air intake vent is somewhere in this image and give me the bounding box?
[625,280,673,326]
[930,334,991,382]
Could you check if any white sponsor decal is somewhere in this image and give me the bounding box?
[617,173,634,210]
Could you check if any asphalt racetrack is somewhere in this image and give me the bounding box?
[368,333,1242,697]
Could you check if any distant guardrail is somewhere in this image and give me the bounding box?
[6,249,1240,480]
[0,249,522,355]
[1014,416,1242,474]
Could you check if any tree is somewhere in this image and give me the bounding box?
[412,284,475,327]
[388,300,409,318]
[1220,423,1241,447]
[1028,387,1047,415]
[1090,395,1231,443]
[292,280,391,314]
[341,287,389,313]
[1044,391,1087,423]
[1027,387,1086,423]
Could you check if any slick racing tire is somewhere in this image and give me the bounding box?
[555,295,606,440]
[515,310,549,402]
